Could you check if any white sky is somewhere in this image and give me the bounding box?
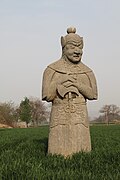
[0,0,120,118]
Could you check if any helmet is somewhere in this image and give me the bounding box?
[61,27,83,48]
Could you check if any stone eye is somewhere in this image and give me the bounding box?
[70,45,75,49]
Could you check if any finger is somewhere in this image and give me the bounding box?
[69,76,77,82]
[63,82,73,88]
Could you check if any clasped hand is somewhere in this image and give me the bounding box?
[59,74,78,88]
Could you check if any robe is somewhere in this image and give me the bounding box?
[42,58,98,156]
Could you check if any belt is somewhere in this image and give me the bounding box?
[65,92,78,99]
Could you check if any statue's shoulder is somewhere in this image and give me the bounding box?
[79,62,92,73]
[48,59,62,68]
[46,59,93,74]
[48,59,66,73]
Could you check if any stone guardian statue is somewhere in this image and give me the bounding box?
[42,27,98,157]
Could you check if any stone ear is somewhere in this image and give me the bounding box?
[81,37,84,47]
[61,36,66,48]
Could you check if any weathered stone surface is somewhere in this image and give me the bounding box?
[42,27,98,157]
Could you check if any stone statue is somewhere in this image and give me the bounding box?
[42,27,98,157]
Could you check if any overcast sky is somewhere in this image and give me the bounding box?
[0,0,120,118]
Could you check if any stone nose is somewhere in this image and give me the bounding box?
[75,47,80,54]
[74,48,82,55]
[74,46,80,52]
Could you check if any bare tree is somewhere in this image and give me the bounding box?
[99,104,120,125]
[100,105,111,125]
[0,101,18,127]
[29,97,49,127]
[110,104,120,120]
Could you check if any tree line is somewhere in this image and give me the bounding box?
[0,97,50,127]
[0,99,120,127]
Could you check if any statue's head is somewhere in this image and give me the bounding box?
[61,27,83,64]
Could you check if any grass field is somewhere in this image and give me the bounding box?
[0,125,120,180]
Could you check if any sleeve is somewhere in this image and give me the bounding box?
[87,71,98,100]
[42,67,57,102]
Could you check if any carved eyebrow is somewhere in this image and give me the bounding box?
[67,42,81,46]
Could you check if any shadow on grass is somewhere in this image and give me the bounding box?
[33,138,48,155]
[0,129,6,131]
[0,128,13,131]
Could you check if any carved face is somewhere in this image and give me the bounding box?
[64,42,83,63]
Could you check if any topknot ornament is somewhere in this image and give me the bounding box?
[61,27,83,48]
[67,27,76,34]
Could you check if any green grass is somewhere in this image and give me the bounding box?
[0,125,120,180]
